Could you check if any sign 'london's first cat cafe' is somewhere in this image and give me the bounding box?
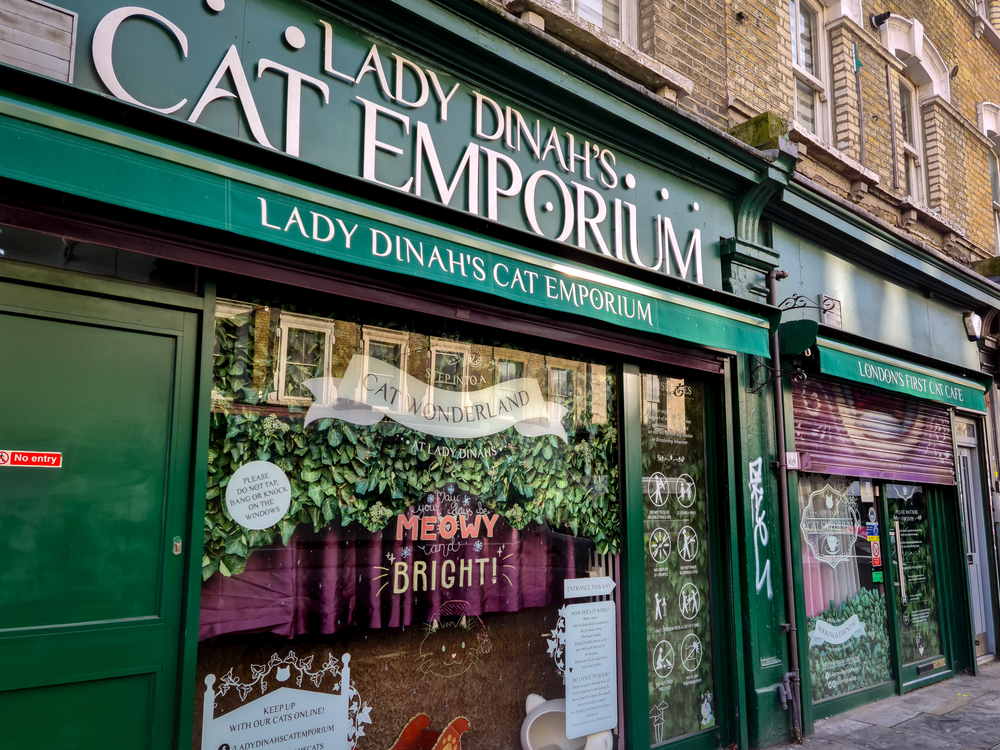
[83,2,709,284]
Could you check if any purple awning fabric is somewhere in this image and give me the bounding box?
[199,512,591,640]
[793,376,955,485]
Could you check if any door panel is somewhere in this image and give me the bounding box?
[0,281,199,749]
[958,447,989,656]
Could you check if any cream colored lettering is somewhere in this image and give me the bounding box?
[427,70,460,121]
[415,122,480,214]
[257,59,330,157]
[392,54,429,108]
[474,92,504,140]
[354,44,394,99]
[258,197,281,230]
[189,46,274,149]
[318,20,356,83]
[357,96,414,192]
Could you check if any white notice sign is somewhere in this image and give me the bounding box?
[226,460,291,530]
[564,576,616,599]
[565,601,618,739]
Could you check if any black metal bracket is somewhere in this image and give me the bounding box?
[746,355,808,394]
[777,294,837,313]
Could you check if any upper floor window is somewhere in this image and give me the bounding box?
[560,0,634,42]
[789,0,827,137]
[990,151,1000,251]
[268,312,335,406]
[898,75,925,202]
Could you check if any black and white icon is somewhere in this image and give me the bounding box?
[676,474,695,508]
[681,633,703,672]
[648,473,669,507]
[679,583,700,620]
[653,639,675,678]
[649,528,671,564]
[677,526,699,562]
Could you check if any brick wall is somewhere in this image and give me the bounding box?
[639,0,730,126]
[723,0,793,119]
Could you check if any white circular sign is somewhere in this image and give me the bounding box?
[226,460,291,530]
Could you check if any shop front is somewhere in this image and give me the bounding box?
[0,1,786,749]
[784,333,989,722]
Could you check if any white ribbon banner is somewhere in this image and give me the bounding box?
[303,355,569,441]
[808,614,867,647]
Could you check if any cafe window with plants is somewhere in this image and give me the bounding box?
[798,475,893,701]
[197,295,622,750]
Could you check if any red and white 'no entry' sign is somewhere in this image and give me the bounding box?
[0,450,62,468]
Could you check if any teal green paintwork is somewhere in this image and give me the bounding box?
[622,365,652,750]
[778,188,1000,312]
[0,106,771,356]
[816,339,987,412]
[771,224,988,368]
[733,354,791,748]
[780,320,819,356]
[0,277,200,749]
[36,0,735,287]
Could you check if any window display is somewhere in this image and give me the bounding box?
[887,484,943,664]
[798,475,892,702]
[198,296,620,749]
[641,374,715,745]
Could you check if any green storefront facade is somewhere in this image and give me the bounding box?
[0,1,999,749]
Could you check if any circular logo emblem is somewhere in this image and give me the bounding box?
[649,528,672,564]
[0,451,8,466]
[653,640,675,678]
[681,633,703,672]
[677,526,699,562]
[868,506,877,523]
[675,474,696,508]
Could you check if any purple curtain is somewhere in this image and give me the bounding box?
[200,496,591,640]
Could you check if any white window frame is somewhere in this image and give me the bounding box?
[268,311,335,406]
[429,337,472,401]
[212,299,255,402]
[789,0,829,140]
[361,326,410,410]
[898,74,926,204]
[546,356,587,426]
[563,0,636,45]
[492,346,532,412]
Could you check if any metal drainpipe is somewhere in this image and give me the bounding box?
[768,267,803,742]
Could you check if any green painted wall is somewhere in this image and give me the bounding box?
[772,225,981,370]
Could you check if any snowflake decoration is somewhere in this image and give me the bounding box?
[401,546,411,559]
[474,540,483,552]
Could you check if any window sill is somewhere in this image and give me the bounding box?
[898,196,963,236]
[503,0,693,100]
[787,123,879,186]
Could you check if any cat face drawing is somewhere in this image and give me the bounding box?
[418,604,492,678]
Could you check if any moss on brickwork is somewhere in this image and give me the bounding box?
[728,111,788,150]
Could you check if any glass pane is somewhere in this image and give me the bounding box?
[213,309,253,401]
[789,0,798,67]
[796,79,816,133]
[433,350,465,391]
[202,302,621,748]
[797,2,816,74]
[990,153,1000,204]
[899,82,914,145]
[888,484,944,664]
[578,0,621,38]
[369,340,401,368]
[799,475,892,701]
[642,375,715,744]
[284,328,324,398]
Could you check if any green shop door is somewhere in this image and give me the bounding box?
[623,366,735,750]
[0,278,200,748]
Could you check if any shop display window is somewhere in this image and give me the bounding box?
[798,474,892,702]
[197,296,621,750]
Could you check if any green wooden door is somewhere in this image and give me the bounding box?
[0,280,199,749]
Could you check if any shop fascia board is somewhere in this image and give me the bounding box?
[0,91,776,354]
[330,0,770,186]
[774,178,1000,312]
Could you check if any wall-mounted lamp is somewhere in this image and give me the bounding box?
[735,10,747,23]
[964,312,984,341]
[869,12,891,29]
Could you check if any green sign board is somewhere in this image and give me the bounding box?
[0,100,770,357]
[816,338,986,412]
[16,0,733,288]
